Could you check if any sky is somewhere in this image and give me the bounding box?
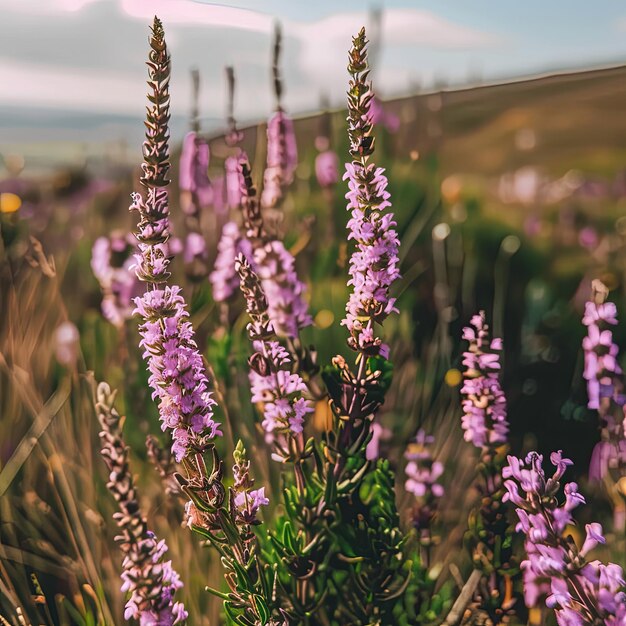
[1,0,626,150]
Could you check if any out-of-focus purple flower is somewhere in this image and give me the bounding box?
[579,227,598,250]
[91,233,139,328]
[179,131,211,214]
[369,97,400,134]
[236,254,313,458]
[261,110,298,209]
[54,321,80,366]
[182,232,207,265]
[504,450,626,620]
[315,150,340,188]
[589,439,626,482]
[582,281,622,410]
[209,221,253,303]
[460,311,509,449]
[253,239,312,338]
[225,154,244,209]
[365,421,391,460]
[404,429,444,531]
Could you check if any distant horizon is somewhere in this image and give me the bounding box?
[2,58,625,174]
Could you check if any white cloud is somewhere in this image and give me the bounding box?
[0,59,144,114]
[0,1,499,120]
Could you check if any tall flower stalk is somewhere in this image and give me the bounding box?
[460,311,517,623]
[96,382,187,625]
[582,280,626,531]
[130,19,273,624]
[326,26,400,463]
[316,27,406,623]
[504,450,626,624]
[130,18,219,463]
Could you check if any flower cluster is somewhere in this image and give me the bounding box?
[343,28,400,359]
[404,429,444,531]
[460,311,509,449]
[209,221,252,302]
[582,279,623,410]
[96,382,187,626]
[91,232,138,327]
[237,254,313,457]
[130,17,219,462]
[253,239,312,338]
[239,156,312,338]
[503,450,626,622]
[135,287,220,461]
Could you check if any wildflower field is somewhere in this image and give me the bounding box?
[2,12,626,626]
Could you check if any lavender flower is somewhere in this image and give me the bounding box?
[91,232,138,327]
[342,28,400,359]
[209,221,252,303]
[582,280,626,488]
[582,280,622,410]
[460,311,509,448]
[96,382,187,626]
[130,17,219,462]
[404,429,444,531]
[503,450,626,622]
[239,157,312,338]
[253,239,312,338]
[260,24,298,210]
[261,110,298,209]
[236,254,313,460]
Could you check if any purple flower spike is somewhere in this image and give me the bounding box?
[460,311,509,449]
[253,239,312,338]
[134,286,220,461]
[261,110,298,209]
[96,382,187,626]
[315,149,340,188]
[342,29,400,359]
[179,131,211,215]
[504,450,626,620]
[130,17,220,463]
[404,429,444,531]
[91,232,139,327]
[238,156,312,339]
[236,254,313,459]
[582,280,622,410]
